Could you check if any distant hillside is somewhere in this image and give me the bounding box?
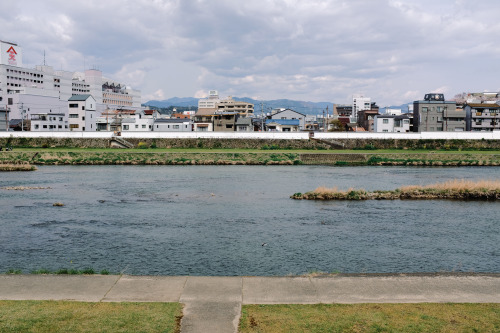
[145,97,199,108]
[144,97,334,115]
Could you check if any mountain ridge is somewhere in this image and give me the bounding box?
[144,97,411,115]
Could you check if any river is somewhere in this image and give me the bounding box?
[1,165,499,275]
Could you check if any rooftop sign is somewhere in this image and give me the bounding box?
[1,41,23,67]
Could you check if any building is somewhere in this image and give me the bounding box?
[352,94,371,121]
[413,94,461,132]
[0,40,142,129]
[269,109,307,131]
[0,107,9,131]
[121,111,155,132]
[357,109,380,132]
[95,109,137,132]
[265,119,299,132]
[374,115,411,132]
[235,117,252,132]
[334,104,353,117]
[153,118,193,132]
[67,95,97,131]
[194,93,254,131]
[464,103,500,131]
[30,113,67,131]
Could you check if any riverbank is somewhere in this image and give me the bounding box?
[1,274,499,333]
[1,149,500,166]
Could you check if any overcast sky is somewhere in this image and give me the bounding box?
[2,0,499,106]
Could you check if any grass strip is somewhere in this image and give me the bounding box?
[0,300,182,333]
[292,179,500,200]
[240,303,500,333]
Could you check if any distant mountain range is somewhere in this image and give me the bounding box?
[144,97,412,115]
[145,97,334,115]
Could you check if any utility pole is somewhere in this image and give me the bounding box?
[20,103,24,131]
[261,102,264,132]
[5,105,9,132]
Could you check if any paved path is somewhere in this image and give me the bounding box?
[1,274,499,333]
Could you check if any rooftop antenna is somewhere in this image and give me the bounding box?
[43,50,46,66]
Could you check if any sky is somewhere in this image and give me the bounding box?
[2,0,500,106]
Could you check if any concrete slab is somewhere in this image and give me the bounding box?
[181,301,241,333]
[103,275,187,302]
[312,275,500,303]
[180,277,243,333]
[180,276,242,303]
[242,277,318,304]
[0,275,119,302]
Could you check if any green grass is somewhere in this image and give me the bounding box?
[8,147,500,154]
[239,303,500,333]
[0,300,182,333]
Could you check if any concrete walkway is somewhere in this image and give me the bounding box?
[1,274,499,333]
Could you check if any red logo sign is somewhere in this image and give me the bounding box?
[6,46,17,65]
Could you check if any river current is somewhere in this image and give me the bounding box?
[1,165,499,275]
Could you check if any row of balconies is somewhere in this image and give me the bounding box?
[472,121,498,127]
[474,112,498,117]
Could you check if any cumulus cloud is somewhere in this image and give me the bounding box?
[3,0,500,105]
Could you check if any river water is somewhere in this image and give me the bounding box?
[1,165,499,276]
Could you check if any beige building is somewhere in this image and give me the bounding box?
[194,94,254,131]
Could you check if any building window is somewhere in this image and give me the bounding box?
[69,114,78,118]
[142,124,146,128]
[173,125,180,129]
[383,129,388,132]
[82,117,85,121]
[35,125,39,129]
[70,124,79,129]
[123,125,129,130]
[135,125,138,128]
[69,103,78,108]
[383,119,389,124]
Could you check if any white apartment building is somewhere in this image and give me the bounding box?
[30,113,68,131]
[0,40,142,127]
[68,95,97,131]
[352,94,371,121]
[197,90,220,109]
[374,115,411,133]
[121,111,155,132]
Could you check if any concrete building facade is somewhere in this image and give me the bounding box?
[30,113,68,131]
[0,40,142,128]
[413,94,462,132]
[67,95,97,131]
[464,103,500,131]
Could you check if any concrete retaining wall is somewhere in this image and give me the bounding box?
[1,131,499,140]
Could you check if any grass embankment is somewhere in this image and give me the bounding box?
[0,300,182,333]
[239,303,500,333]
[0,150,303,165]
[291,179,500,200]
[1,148,500,166]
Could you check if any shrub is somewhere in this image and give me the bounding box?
[137,142,149,149]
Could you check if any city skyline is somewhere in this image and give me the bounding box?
[2,0,499,106]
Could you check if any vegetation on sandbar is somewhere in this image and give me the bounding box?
[291,179,500,200]
[0,163,37,171]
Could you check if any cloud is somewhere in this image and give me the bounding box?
[3,0,500,106]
